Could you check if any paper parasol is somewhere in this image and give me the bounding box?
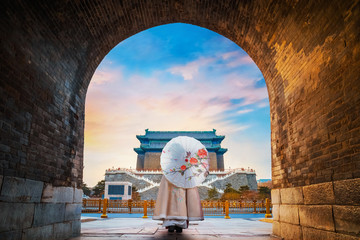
[161,136,210,188]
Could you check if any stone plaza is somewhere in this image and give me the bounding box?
[71,216,276,240]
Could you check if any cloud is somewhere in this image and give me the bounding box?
[169,57,214,80]
[91,67,123,85]
[222,51,255,68]
[257,101,270,108]
[237,109,254,114]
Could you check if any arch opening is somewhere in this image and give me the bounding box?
[84,23,271,190]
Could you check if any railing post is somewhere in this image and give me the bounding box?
[265,198,272,218]
[143,200,148,218]
[253,200,257,213]
[224,200,231,219]
[128,199,133,213]
[98,199,102,213]
[101,199,108,218]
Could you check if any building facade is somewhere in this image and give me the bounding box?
[104,181,132,200]
[134,129,227,171]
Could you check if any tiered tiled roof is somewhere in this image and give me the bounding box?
[134,129,227,154]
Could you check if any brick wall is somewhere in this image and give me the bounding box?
[0,175,82,239]
[272,178,360,239]
[0,0,359,239]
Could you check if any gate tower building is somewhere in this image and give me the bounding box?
[134,129,227,171]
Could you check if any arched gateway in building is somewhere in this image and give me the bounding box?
[0,1,359,239]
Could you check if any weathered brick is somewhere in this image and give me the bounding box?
[0,144,10,152]
[333,205,360,235]
[280,222,302,240]
[0,202,34,232]
[73,188,83,203]
[279,205,299,224]
[271,189,281,204]
[303,227,359,240]
[72,220,81,237]
[303,182,334,205]
[0,176,43,203]
[272,204,279,221]
[22,225,53,240]
[334,178,360,205]
[54,222,72,240]
[272,220,281,237]
[299,205,334,231]
[41,184,74,203]
[0,230,22,240]
[0,175,3,192]
[65,203,82,221]
[33,203,65,227]
[280,187,304,205]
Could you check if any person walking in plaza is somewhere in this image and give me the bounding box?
[152,136,209,233]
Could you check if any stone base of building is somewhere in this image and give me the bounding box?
[0,175,82,240]
[271,178,360,240]
[105,168,258,200]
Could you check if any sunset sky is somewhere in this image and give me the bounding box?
[84,23,271,187]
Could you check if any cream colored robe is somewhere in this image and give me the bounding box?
[152,176,204,223]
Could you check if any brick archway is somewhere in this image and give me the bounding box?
[1,1,359,239]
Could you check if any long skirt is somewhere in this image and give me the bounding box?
[152,176,204,228]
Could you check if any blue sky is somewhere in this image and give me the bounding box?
[84,23,271,187]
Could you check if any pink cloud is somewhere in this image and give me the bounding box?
[222,51,255,68]
[237,109,254,114]
[169,57,214,80]
[91,67,123,85]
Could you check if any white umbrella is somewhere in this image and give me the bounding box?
[161,136,210,188]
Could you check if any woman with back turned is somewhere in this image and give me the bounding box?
[152,136,209,233]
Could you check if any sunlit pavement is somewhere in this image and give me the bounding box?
[70,216,278,240]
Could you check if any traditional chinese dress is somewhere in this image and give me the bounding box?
[152,175,204,228]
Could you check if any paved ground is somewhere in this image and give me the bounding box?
[70,216,278,239]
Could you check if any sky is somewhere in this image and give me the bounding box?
[84,23,271,187]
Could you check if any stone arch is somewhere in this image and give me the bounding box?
[0,1,359,239]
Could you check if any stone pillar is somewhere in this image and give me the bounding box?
[272,178,360,240]
[0,176,82,240]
